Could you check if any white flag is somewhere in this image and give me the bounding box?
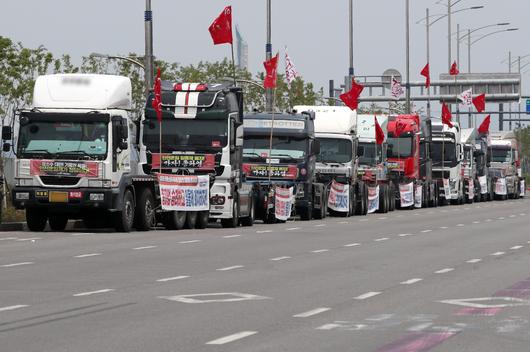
[285,47,299,85]
[459,89,473,106]
[391,76,404,99]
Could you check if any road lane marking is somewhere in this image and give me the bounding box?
[472,221,480,224]
[435,268,455,274]
[509,214,516,218]
[133,245,157,250]
[485,219,492,222]
[73,289,114,297]
[398,233,413,237]
[293,307,331,318]
[421,229,432,233]
[377,217,388,220]
[1,262,34,268]
[374,237,389,242]
[408,322,434,332]
[217,265,244,271]
[354,292,382,300]
[16,237,42,242]
[156,276,189,282]
[256,230,272,234]
[491,252,505,256]
[270,256,291,261]
[0,237,18,241]
[311,249,329,253]
[497,217,505,220]
[179,240,201,244]
[457,224,465,227]
[510,246,523,250]
[439,226,448,229]
[286,227,301,231]
[74,253,102,258]
[0,305,29,312]
[344,243,361,247]
[359,219,369,222]
[223,235,241,238]
[466,259,482,263]
[314,224,327,227]
[401,278,423,285]
[206,331,257,345]
[339,221,350,224]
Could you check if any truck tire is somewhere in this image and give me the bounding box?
[196,211,209,229]
[240,200,254,227]
[299,205,312,221]
[49,215,68,231]
[355,183,367,215]
[388,184,396,212]
[162,211,186,230]
[378,185,388,213]
[135,188,155,231]
[185,212,198,229]
[221,201,239,228]
[114,189,135,232]
[362,184,369,215]
[26,208,47,232]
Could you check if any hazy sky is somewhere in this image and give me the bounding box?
[1,1,529,105]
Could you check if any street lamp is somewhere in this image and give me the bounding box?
[265,0,273,112]
[471,28,519,46]
[89,53,146,70]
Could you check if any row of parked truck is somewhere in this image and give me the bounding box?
[0,74,525,232]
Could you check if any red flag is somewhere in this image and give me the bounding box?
[421,63,431,89]
[395,120,407,138]
[208,6,233,45]
[478,115,491,135]
[472,93,486,113]
[450,61,459,76]
[152,68,162,122]
[375,117,385,145]
[340,81,364,111]
[263,53,279,89]
[441,102,453,128]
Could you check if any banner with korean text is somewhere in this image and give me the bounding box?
[157,174,209,211]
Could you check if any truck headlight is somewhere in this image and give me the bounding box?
[15,192,30,200]
[102,180,112,188]
[16,178,32,186]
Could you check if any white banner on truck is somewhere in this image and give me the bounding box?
[367,186,379,214]
[157,174,209,211]
[495,178,507,196]
[443,179,451,199]
[468,179,474,200]
[478,175,488,194]
[414,184,423,208]
[328,180,350,213]
[275,186,294,221]
[520,180,525,197]
[399,183,414,208]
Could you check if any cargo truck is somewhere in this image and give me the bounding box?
[489,132,523,200]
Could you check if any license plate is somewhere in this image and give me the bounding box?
[49,191,68,203]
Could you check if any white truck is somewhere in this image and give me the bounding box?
[4,74,147,232]
[293,106,368,216]
[489,132,523,200]
[431,120,465,205]
[460,128,478,203]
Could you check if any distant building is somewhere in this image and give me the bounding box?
[235,25,248,71]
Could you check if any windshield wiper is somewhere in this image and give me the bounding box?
[56,150,96,160]
[270,153,298,161]
[243,152,265,159]
[21,149,53,158]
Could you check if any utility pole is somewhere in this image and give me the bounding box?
[265,0,273,112]
[405,0,411,113]
[448,0,452,70]
[426,8,431,119]
[144,0,154,92]
[348,0,354,88]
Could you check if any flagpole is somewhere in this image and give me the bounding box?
[159,119,162,174]
[230,43,237,86]
[426,8,431,120]
[267,89,276,184]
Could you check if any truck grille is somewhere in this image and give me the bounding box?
[40,176,81,186]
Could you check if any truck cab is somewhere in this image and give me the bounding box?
[489,132,521,200]
[474,133,494,201]
[460,128,478,203]
[242,111,324,221]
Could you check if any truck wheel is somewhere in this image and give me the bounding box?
[221,201,240,228]
[388,184,396,211]
[240,200,254,227]
[185,212,198,229]
[49,215,68,231]
[196,211,209,229]
[114,189,135,232]
[26,208,47,232]
[135,188,155,231]
[162,211,186,230]
[299,205,312,221]
[362,184,369,215]
[378,185,388,213]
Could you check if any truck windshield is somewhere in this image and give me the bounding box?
[387,137,413,158]
[357,142,380,165]
[491,148,511,163]
[143,119,228,152]
[431,142,457,165]
[243,136,306,160]
[317,138,352,163]
[17,120,108,160]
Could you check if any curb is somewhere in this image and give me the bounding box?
[0,220,84,232]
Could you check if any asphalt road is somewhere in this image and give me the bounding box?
[1,198,530,352]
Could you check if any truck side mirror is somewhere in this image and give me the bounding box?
[2,126,12,141]
[2,143,10,152]
[235,125,244,147]
[312,139,321,155]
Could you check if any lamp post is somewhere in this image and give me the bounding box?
[144,0,154,91]
[466,28,519,72]
[265,0,273,112]
[405,0,411,113]
[349,0,354,88]
[89,53,146,70]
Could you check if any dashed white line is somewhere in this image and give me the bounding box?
[344,243,361,247]
[206,331,257,345]
[421,229,432,233]
[339,221,350,224]
[0,305,29,312]
[1,262,34,268]
[0,237,18,241]
[377,217,388,220]
[472,221,480,224]
[354,292,382,300]
[286,227,301,231]
[359,219,369,222]
[485,219,492,222]
[311,249,329,253]
[74,253,102,258]
[270,256,291,261]
[435,268,455,274]
[293,307,331,318]
[133,245,157,250]
[256,230,272,234]
[73,289,114,297]
[178,240,201,244]
[398,233,413,237]
[400,278,423,285]
[509,214,516,218]
[217,265,244,271]
[156,275,189,282]
[457,224,465,227]
[223,235,241,238]
[510,246,523,250]
[466,259,482,263]
[439,226,448,229]
[491,251,505,256]
[314,224,327,227]
[374,237,389,242]
[16,237,41,242]
[497,217,505,220]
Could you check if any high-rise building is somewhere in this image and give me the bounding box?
[235,25,248,71]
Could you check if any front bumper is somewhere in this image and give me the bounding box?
[12,187,119,213]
